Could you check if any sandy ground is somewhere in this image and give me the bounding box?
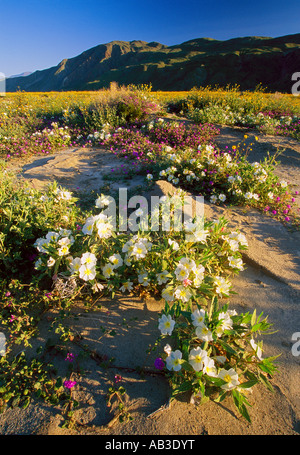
[1,124,300,436]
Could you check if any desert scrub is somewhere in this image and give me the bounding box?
[154,299,278,422]
[0,163,81,281]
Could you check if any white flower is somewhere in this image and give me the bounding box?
[168,239,179,250]
[81,252,97,266]
[79,264,96,281]
[120,281,134,293]
[109,253,123,268]
[102,263,114,278]
[69,257,81,273]
[228,256,244,270]
[218,368,239,390]
[35,238,50,253]
[191,308,206,327]
[203,357,218,377]
[210,195,217,204]
[216,311,233,337]
[174,285,192,302]
[46,231,60,243]
[188,347,208,372]
[164,344,172,356]
[92,282,105,293]
[280,180,287,188]
[161,287,175,302]
[47,257,55,268]
[34,258,43,270]
[82,216,95,235]
[138,272,150,286]
[157,270,170,285]
[146,174,153,181]
[219,193,226,202]
[57,190,72,201]
[132,242,148,259]
[175,264,190,281]
[158,314,175,336]
[214,276,231,296]
[95,194,111,208]
[166,350,182,372]
[195,323,213,342]
[58,245,70,256]
[96,219,113,239]
[227,239,239,252]
[250,338,263,360]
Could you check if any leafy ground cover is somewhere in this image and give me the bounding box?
[0,85,298,428]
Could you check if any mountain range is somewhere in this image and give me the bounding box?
[6,34,300,93]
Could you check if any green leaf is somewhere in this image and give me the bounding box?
[251,309,256,327]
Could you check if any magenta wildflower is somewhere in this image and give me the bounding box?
[114,374,122,384]
[65,352,76,362]
[154,358,165,370]
[63,380,77,389]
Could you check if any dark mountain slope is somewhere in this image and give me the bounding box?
[6,34,300,92]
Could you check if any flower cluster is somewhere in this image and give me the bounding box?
[33,192,248,304]
[155,301,278,422]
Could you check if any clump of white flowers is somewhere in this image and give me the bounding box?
[155,301,278,423]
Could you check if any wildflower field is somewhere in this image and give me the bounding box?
[0,85,299,431]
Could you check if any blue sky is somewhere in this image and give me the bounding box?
[1,0,300,76]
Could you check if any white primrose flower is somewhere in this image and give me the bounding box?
[164,344,172,356]
[102,263,114,278]
[228,256,244,270]
[203,357,218,377]
[79,264,96,281]
[45,231,60,243]
[34,238,50,253]
[58,245,70,256]
[227,239,239,252]
[191,308,207,327]
[214,276,231,296]
[109,253,123,268]
[218,193,226,202]
[218,368,239,390]
[82,216,95,235]
[175,264,190,281]
[132,241,148,260]
[47,257,55,268]
[250,338,263,360]
[92,282,105,293]
[174,285,192,302]
[166,350,182,372]
[138,272,150,286]
[195,323,213,342]
[188,347,208,372]
[120,281,134,293]
[81,252,97,266]
[146,174,153,181]
[56,190,73,201]
[168,239,179,250]
[161,287,175,302]
[158,314,175,336]
[69,257,82,273]
[215,311,233,337]
[34,258,43,270]
[157,270,170,285]
[95,194,111,208]
[96,219,113,239]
